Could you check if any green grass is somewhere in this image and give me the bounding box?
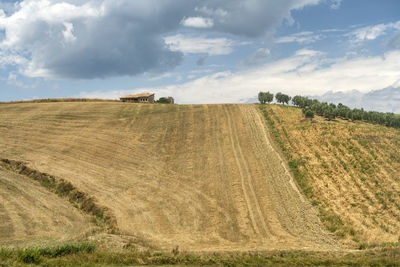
[1,242,399,266]
[0,242,95,265]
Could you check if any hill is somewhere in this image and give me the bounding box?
[0,168,92,246]
[0,102,335,251]
[261,104,400,248]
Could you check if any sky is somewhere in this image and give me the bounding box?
[0,0,400,105]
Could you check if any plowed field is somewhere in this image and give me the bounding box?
[0,102,335,250]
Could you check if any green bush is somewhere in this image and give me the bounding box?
[38,242,95,258]
[17,249,41,264]
[304,109,314,118]
[156,97,172,104]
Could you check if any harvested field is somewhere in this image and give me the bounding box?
[263,104,400,248]
[0,168,92,246]
[0,102,335,251]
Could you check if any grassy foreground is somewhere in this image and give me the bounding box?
[1,242,399,266]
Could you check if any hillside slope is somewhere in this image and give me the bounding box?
[0,168,92,246]
[0,102,334,251]
[262,104,400,247]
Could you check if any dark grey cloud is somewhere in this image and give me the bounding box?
[197,0,319,37]
[0,0,319,80]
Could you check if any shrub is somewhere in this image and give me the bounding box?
[156,97,171,104]
[304,109,314,119]
[17,249,41,264]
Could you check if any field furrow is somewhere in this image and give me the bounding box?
[0,102,335,250]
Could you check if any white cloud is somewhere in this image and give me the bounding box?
[62,22,76,43]
[77,50,400,104]
[241,48,271,66]
[347,21,400,44]
[329,0,342,10]
[7,72,36,89]
[165,34,241,55]
[0,0,321,80]
[181,16,214,28]
[0,0,184,79]
[0,50,28,66]
[275,31,323,44]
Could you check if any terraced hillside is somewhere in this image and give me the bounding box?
[0,102,334,251]
[262,104,400,248]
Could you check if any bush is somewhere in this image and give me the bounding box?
[156,97,171,104]
[304,109,314,119]
[18,249,41,264]
[38,242,95,258]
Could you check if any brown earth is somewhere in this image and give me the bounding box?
[264,104,400,247]
[0,102,336,251]
[0,168,92,246]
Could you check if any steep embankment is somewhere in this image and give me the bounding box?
[0,102,335,251]
[262,104,400,248]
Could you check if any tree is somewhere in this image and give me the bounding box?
[156,97,171,104]
[292,95,304,108]
[258,91,274,104]
[275,92,291,105]
[323,105,336,121]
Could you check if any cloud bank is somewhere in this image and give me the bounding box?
[0,0,320,80]
[78,49,400,105]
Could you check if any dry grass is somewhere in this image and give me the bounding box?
[0,168,93,247]
[0,102,334,251]
[262,104,400,248]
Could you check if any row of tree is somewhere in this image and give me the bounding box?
[258,92,291,105]
[291,95,400,128]
[258,92,400,129]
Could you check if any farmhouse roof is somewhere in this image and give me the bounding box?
[120,93,154,99]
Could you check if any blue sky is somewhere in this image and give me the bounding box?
[0,0,399,104]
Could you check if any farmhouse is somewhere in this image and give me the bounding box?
[120,93,155,103]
